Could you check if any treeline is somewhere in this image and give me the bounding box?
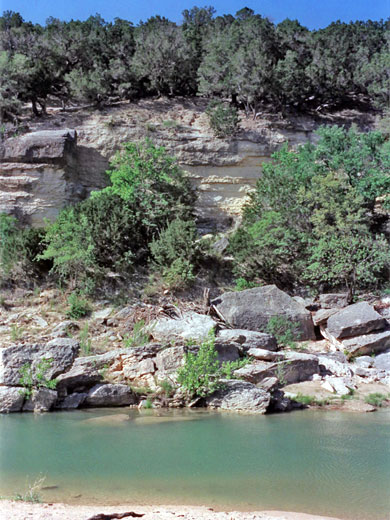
[1,7,389,122]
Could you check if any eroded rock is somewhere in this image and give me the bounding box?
[0,386,24,412]
[326,302,386,339]
[206,380,270,414]
[150,312,216,343]
[216,329,277,351]
[23,388,57,412]
[85,384,136,407]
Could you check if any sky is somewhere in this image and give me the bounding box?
[1,0,389,29]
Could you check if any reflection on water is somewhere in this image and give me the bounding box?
[0,408,389,520]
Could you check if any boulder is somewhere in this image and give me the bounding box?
[214,343,240,364]
[234,352,319,386]
[212,285,315,340]
[56,392,87,410]
[23,388,57,412]
[154,346,186,377]
[373,351,390,372]
[326,302,386,339]
[216,329,277,351]
[318,293,348,309]
[247,348,285,362]
[354,356,374,368]
[206,380,270,414]
[0,386,24,412]
[256,376,279,392]
[325,329,390,357]
[318,353,352,378]
[0,338,79,385]
[50,321,79,338]
[85,384,136,407]
[150,312,216,343]
[322,377,353,396]
[312,308,339,327]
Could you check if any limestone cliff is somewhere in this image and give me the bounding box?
[0,98,374,229]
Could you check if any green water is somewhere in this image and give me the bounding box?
[0,409,389,519]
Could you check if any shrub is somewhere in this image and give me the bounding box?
[123,319,150,347]
[365,392,388,407]
[206,101,240,137]
[19,359,58,399]
[266,316,300,348]
[66,292,91,319]
[234,277,259,291]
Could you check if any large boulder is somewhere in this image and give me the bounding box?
[206,380,270,414]
[23,388,58,412]
[216,329,277,351]
[0,386,24,412]
[212,285,315,340]
[0,338,79,386]
[374,351,390,372]
[326,302,386,339]
[234,352,319,386]
[55,392,88,410]
[323,329,390,357]
[85,384,136,407]
[150,312,216,343]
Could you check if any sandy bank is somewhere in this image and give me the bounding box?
[0,500,344,520]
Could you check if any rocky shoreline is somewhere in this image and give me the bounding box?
[0,500,345,520]
[1,285,389,415]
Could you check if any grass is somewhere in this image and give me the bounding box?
[293,393,330,407]
[123,319,150,348]
[79,323,93,356]
[364,392,389,407]
[13,475,46,503]
[10,324,24,342]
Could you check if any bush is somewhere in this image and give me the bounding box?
[39,141,196,288]
[206,101,240,137]
[365,392,388,407]
[229,126,390,298]
[266,316,300,348]
[66,292,91,319]
[19,359,58,399]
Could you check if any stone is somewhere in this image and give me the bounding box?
[0,338,79,385]
[214,343,240,364]
[256,376,279,392]
[23,388,58,412]
[323,377,352,396]
[154,346,186,377]
[150,312,216,343]
[334,330,390,357]
[217,329,277,351]
[121,344,162,388]
[247,348,285,362]
[206,380,270,414]
[56,392,87,410]
[312,308,339,327]
[234,352,319,386]
[85,384,136,407]
[326,302,386,339]
[354,355,374,368]
[373,351,390,372]
[318,353,352,378]
[0,386,24,412]
[92,307,113,322]
[50,320,79,338]
[212,285,315,340]
[33,316,48,328]
[318,293,348,309]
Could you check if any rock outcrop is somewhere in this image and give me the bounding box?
[206,380,270,414]
[212,285,315,340]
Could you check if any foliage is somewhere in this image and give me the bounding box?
[10,324,24,342]
[229,126,390,298]
[79,323,93,356]
[220,357,250,379]
[177,331,222,398]
[161,258,196,291]
[39,141,195,288]
[364,392,389,407]
[206,100,239,137]
[19,358,58,399]
[158,379,176,397]
[266,316,300,348]
[66,292,91,319]
[234,278,259,291]
[123,319,150,348]
[293,393,330,407]
[13,475,46,504]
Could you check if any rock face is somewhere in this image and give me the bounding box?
[0,338,79,386]
[150,312,216,343]
[22,388,58,412]
[216,329,277,351]
[326,302,386,339]
[0,386,24,412]
[85,384,136,407]
[206,380,270,414]
[212,285,315,340]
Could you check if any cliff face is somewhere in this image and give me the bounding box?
[0,98,374,229]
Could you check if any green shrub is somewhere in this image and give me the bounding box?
[19,359,58,399]
[293,393,330,407]
[158,379,176,397]
[206,101,239,137]
[79,323,93,356]
[123,319,150,348]
[177,331,221,398]
[66,292,91,319]
[234,277,259,291]
[162,258,196,290]
[266,316,300,348]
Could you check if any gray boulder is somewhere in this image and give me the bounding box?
[214,343,240,364]
[312,308,339,327]
[23,388,57,412]
[212,285,315,340]
[150,311,216,343]
[331,330,390,357]
[318,293,348,309]
[0,386,24,413]
[247,348,285,362]
[234,352,319,386]
[326,302,386,339]
[373,351,390,372]
[50,321,79,338]
[217,329,277,351]
[56,392,88,410]
[206,380,270,414]
[85,384,136,407]
[0,338,79,385]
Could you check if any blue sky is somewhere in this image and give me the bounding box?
[1,0,389,29]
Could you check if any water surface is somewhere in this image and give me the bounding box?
[0,408,389,520]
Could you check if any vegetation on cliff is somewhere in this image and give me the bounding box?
[0,7,389,122]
